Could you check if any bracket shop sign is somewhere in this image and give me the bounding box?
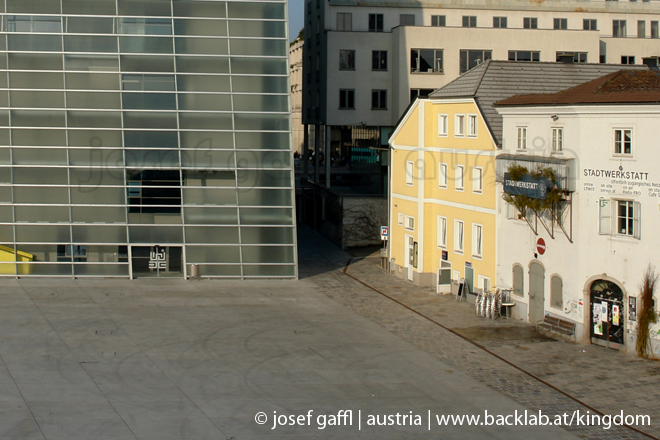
[503,173,551,199]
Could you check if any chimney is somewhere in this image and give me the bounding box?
[642,57,659,70]
[557,53,574,64]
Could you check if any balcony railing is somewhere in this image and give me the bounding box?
[496,153,575,192]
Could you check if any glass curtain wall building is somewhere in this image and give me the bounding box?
[0,0,297,278]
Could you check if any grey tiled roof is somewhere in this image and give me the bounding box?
[429,60,649,147]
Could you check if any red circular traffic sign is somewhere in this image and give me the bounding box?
[537,238,546,255]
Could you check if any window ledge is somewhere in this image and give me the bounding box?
[612,234,639,241]
[410,70,445,75]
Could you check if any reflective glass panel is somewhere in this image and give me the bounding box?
[180,131,234,149]
[239,207,294,225]
[185,226,239,243]
[242,265,295,277]
[12,129,66,146]
[185,245,240,263]
[13,148,67,165]
[63,0,117,15]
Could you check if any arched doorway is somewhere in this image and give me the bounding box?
[590,279,624,348]
[528,262,545,324]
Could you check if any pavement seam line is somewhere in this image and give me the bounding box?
[341,258,659,440]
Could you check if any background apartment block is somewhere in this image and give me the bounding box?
[302,0,660,192]
[0,0,297,279]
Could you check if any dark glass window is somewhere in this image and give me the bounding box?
[372,50,387,70]
[369,14,383,32]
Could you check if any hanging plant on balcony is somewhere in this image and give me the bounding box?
[502,164,564,213]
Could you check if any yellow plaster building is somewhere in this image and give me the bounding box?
[389,98,497,294]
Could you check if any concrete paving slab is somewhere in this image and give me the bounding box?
[34,416,135,440]
[26,400,118,419]
[0,417,45,440]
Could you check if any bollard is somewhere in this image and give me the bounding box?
[190,264,200,279]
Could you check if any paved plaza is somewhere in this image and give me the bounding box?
[0,226,656,439]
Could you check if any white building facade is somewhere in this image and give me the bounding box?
[290,37,305,155]
[495,71,660,353]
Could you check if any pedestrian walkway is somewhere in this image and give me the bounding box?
[0,233,583,440]
[298,225,660,440]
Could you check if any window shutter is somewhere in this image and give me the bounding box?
[598,199,611,235]
[633,201,641,239]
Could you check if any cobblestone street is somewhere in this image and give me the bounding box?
[299,225,660,440]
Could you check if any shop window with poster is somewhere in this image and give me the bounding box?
[590,280,625,346]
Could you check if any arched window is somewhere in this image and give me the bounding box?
[551,275,563,309]
[513,265,524,297]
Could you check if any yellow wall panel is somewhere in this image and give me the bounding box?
[391,105,419,147]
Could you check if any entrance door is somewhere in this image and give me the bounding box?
[405,235,414,281]
[528,262,545,323]
[590,280,624,348]
[464,265,474,295]
[131,246,183,278]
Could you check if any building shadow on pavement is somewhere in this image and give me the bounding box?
[297,224,355,279]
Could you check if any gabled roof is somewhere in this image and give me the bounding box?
[495,70,660,106]
[428,60,649,147]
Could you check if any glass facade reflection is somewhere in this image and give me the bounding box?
[0,0,297,278]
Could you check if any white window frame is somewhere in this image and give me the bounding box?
[337,12,352,31]
[431,15,446,27]
[398,212,403,225]
[438,163,448,188]
[406,160,414,185]
[613,128,633,156]
[405,215,415,231]
[598,199,611,235]
[438,260,453,292]
[599,198,641,239]
[478,275,491,293]
[472,166,483,193]
[613,19,627,38]
[455,165,464,191]
[506,202,525,220]
[455,114,465,137]
[454,219,464,253]
[615,199,640,238]
[467,114,478,137]
[437,215,447,248]
[472,223,483,258]
[438,114,448,137]
[550,275,563,310]
[517,126,527,150]
[552,127,563,152]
